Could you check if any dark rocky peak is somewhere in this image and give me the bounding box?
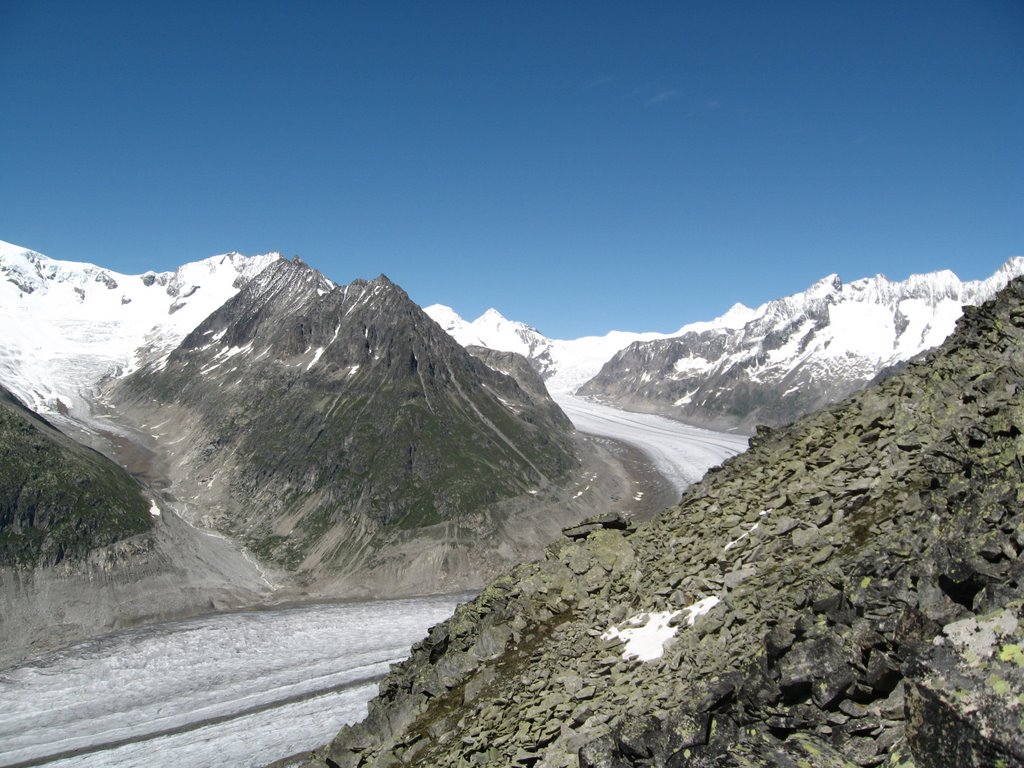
[182,264,450,377]
[114,264,579,574]
[176,257,331,353]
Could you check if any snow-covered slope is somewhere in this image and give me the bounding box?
[0,240,281,418]
[424,303,755,394]
[579,258,1024,432]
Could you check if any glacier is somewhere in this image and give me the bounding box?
[0,595,467,768]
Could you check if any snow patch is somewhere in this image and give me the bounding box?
[672,355,711,374]
[673,390,698,407]
[603,596,721,662]
[306,347,325,371]
[602,611,681,662]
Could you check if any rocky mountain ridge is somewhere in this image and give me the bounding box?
[301,275,1024,767]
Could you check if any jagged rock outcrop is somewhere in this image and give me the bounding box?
[110,258,583,591]
[300,276,1024,766]
[579,260,1024,433]
[0,385,151,567]
[465,345,567,427]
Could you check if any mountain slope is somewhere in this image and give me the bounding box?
[306,275,1024,767]
[580,259,1024,432]
[0,239,279,420]
[110,258,583,590]
[0,386,152,567]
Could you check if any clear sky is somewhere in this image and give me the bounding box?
[2,1,1022,338]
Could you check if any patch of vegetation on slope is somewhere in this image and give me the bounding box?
[0,388,151,567]
[303,277,1024,767]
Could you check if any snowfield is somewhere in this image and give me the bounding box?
[0,595,466,768]
[0,239,279,420]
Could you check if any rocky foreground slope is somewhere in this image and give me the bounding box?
[301,277,1024,766]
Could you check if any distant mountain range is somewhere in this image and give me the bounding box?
[424,302,754,395]
[6,235,1018,437]
[430,258,1024,431]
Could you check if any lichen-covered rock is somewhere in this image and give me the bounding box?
[297,278,1024,768]
[904,605,1024,767]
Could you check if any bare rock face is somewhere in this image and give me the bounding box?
[464,344,569,427]
[298,277,1024,767]
[904,607,1024,768]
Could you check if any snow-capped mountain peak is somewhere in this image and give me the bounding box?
[804,273,843,300]
[424,305,546,360]
[0,241,281,418]
[424,304,468,335]
[671,302,756,336]
[579,257,1024,432]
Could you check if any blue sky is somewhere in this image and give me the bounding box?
[2,1,1022,338]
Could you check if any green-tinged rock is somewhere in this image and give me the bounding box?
[297,278,1024,768]
[0,386,152,567]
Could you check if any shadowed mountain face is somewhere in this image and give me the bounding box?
[0,386,151,567]
[305,277,1024,767]
[112,258,579,578]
